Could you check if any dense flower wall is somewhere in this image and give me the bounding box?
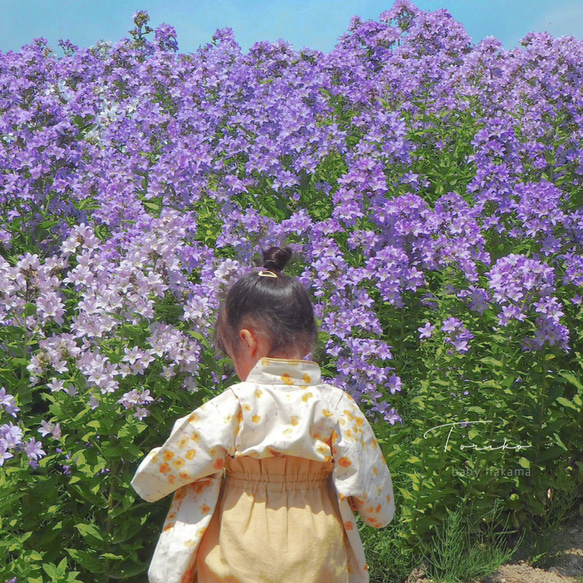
[1,1,582,580]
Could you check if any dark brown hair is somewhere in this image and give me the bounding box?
[215,247,318,357]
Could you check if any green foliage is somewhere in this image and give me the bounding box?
[423,500,518,583]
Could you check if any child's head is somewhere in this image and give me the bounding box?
[215,247,317,373]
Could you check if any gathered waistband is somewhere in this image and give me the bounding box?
[225,455,333,492]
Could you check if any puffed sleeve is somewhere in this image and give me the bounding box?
[131,389,239,503]
[331,393,395,528]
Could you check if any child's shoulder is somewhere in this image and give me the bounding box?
[230,377,354,409]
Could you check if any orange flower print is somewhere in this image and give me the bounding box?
[344,521,354,531]
[200,504,211,514]
[213,458,224,470]
[338,457,352,468]
[252,415,262,423]
[168,475,176,484]
[281,374,294,385]
[173,458,185,470]
[163,521,175,532]
[290,416,299,426]
[255,389,263,398]
[301,392,313,402]
[323,409,334,418]
[343,409,355,421]
[159,463,171,474]
[163,450,174,461]
[179,472,190,480]
[185,449,197,460]
[373,466,378,476]
[302,373,312,384]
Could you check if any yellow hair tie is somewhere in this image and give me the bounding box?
[258,270,278,278]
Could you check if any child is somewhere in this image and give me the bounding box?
[132,246,395,583]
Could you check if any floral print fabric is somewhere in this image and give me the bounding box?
[132,358,395,583]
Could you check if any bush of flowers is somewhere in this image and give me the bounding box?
[1,2,582,580]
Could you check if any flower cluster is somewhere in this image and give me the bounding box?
[487,254,569,349]
[0,387,46,468]
[0,2,581,470]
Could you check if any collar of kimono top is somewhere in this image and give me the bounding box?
[245,357,322,387]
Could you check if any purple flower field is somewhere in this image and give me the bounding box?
[1,1,582,580]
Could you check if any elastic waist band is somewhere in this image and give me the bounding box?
[225,470,331,492]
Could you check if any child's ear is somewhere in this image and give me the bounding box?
[239,328,257,355]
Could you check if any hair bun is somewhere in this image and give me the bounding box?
[262,246,293,272]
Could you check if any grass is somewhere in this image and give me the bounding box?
[422,500,519,583]
[362,499,520,583]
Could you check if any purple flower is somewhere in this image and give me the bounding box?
[0,423,23,448]
[0,442,14,466]
[418,322,435,340]
[387,375,402,394]
[24,438,46,467]
[38,420,62,440]
[0,388,20,417]
[441,317,474,353]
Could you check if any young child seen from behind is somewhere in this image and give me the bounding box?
[132,246,395,583]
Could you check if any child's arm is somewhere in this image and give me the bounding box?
[331,394,395,528]
[131,389,238,503]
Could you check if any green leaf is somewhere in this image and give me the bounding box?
[556,396,578,411]
[480,356,503,368]
[43,563,60,579]
[57,558,68,576]
[398,487,415,502]
[467,406,486,415]
[75,522,105,545]
[67,548,107,574]
[100,552,123,561]
[553,433,568,451]
[559,371,583,391]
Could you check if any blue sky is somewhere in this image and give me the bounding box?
[1,0,583,54]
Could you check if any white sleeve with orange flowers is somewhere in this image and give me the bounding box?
[330,391,395,581]
[131,389,239,503]
[131,389,240,583]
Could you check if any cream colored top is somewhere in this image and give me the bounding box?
[132,358,395,583]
